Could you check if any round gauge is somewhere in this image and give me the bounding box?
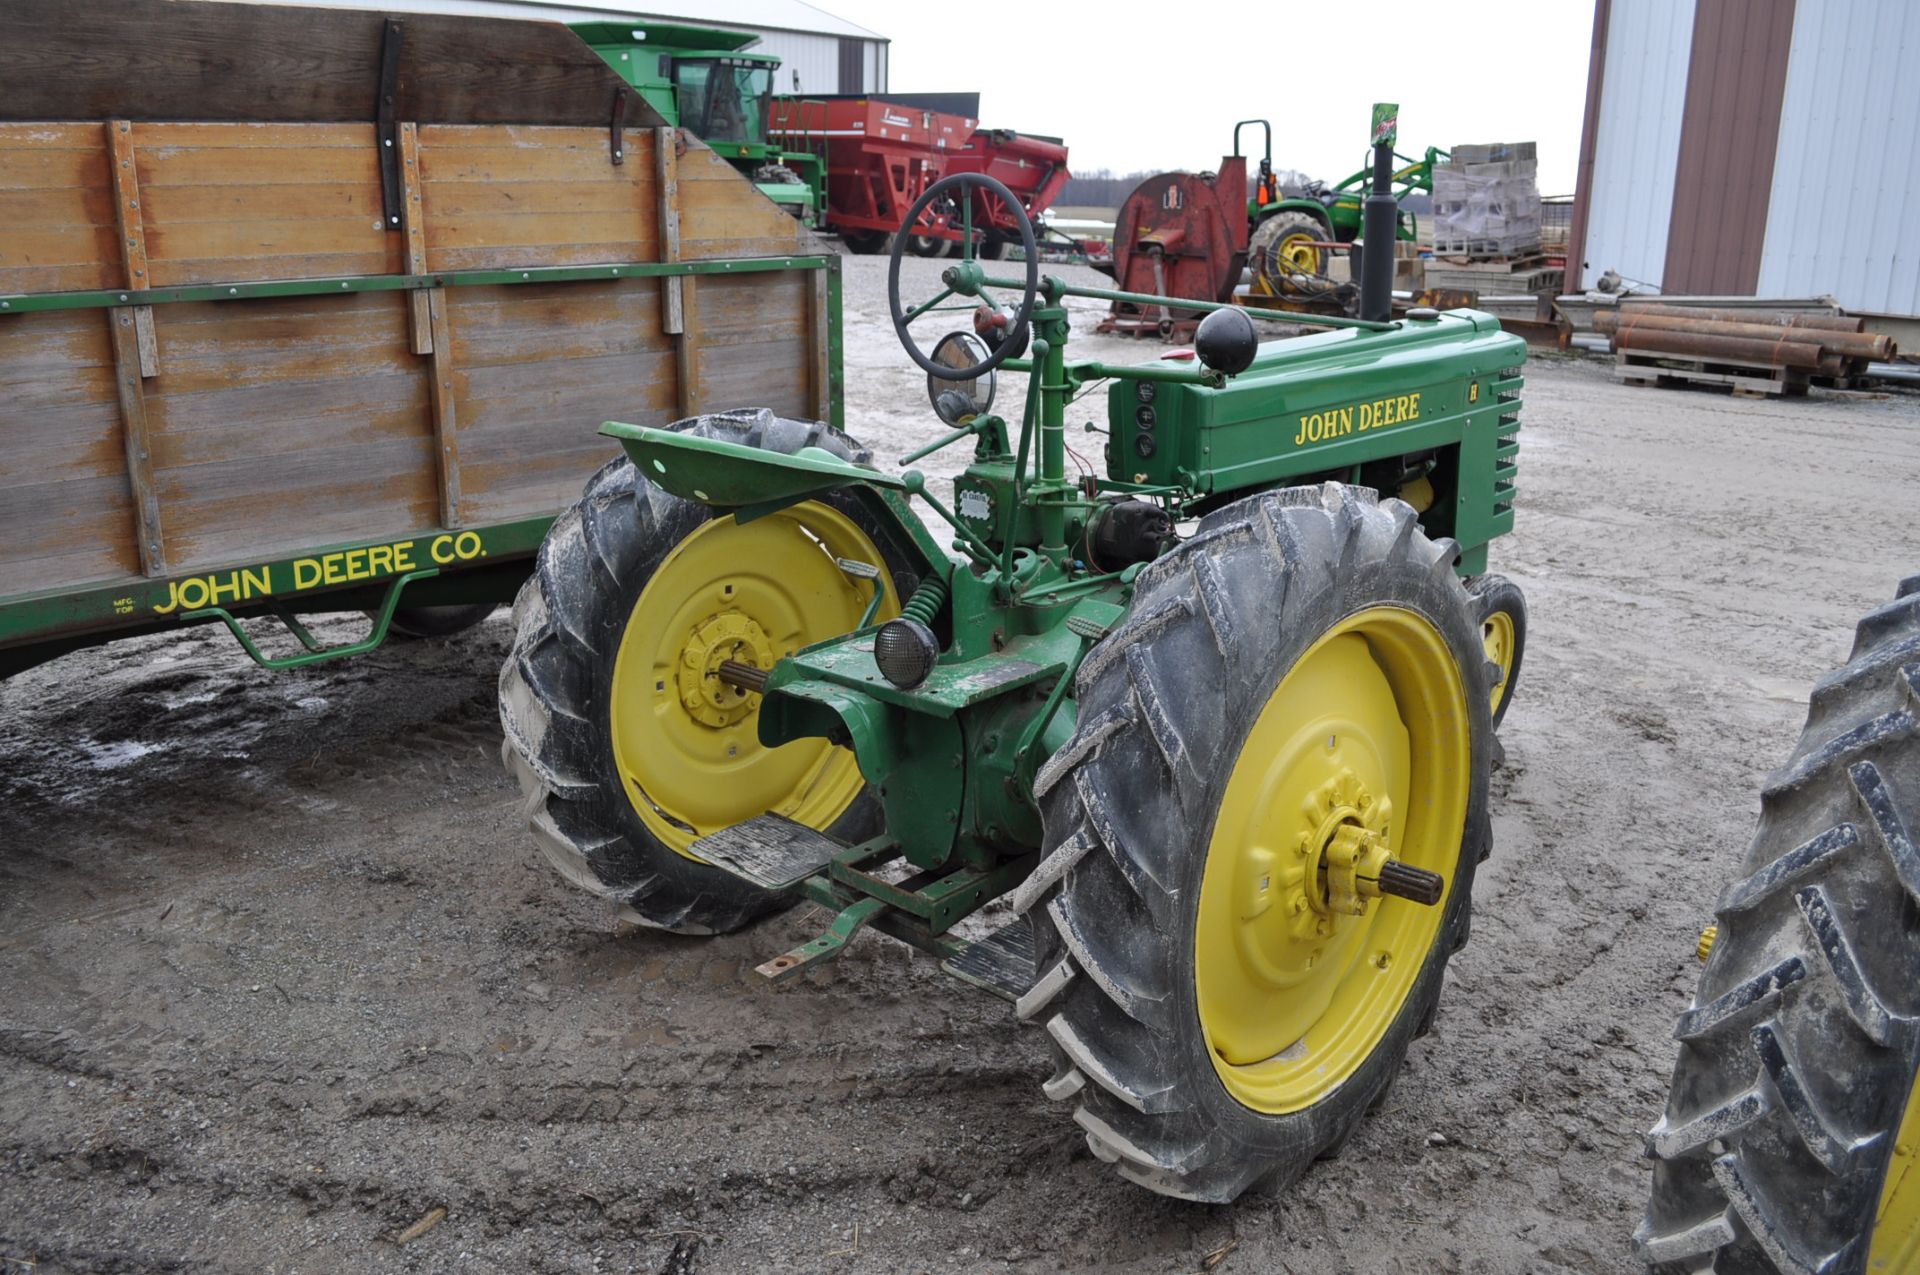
[1136,380,1157,405]
[1134,433,1157,459]
[1136,405,1157,430]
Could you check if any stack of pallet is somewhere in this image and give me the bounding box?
[1601,304,1897,397]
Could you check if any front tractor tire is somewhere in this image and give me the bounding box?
[498,410,909,935]
[1638,575,1920,1274]
[1014,483,1494,1202]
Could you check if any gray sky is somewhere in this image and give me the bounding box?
[821,0,1596,195]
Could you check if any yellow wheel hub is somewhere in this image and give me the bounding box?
[1482,609,1516,716]
[1196,606,1470,1115]
[609,502,896,859]
[1870,1066,1920,1271]
[1275,231,1322,276]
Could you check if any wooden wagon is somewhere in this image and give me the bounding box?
[0,0,842,675]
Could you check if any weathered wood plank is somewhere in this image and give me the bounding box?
[147,373,428,468]
[810,267,830,421]
[442,279,670,366]
[158,442,440,572]
[657,126,683,334]
[0,1,667,131]
[0,400,125,490]
[105,308,166,576]
[135,137,381,188]
[425,288,462,528]
[676,278,701,417]
[107,121,158,374]
[0,474,141,595]
[398,122,433,355]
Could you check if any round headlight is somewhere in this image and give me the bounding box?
[874,618,940,690]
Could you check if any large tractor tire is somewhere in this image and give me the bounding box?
[1012,483,1494,1201]
[1250,210,1333,285]
[1638,575,1920,1275]
[498,409,910,935]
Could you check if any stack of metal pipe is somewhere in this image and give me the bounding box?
[1596,304,1896,380]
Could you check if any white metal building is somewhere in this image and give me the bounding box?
[235,0,888,94]
[1569,0,1919,318]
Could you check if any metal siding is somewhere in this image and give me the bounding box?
[749,31,840,95]
[1757,0,1920,314]
[1661,0,1796,295]
[1581,0,1696,291]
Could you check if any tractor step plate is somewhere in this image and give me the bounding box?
[690,814,844,890]
[940,918,1038,1002]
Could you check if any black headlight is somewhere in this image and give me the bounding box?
[874,618,940,690]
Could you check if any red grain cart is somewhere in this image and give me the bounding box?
[768,96,976,253]
[946,128,1071,258]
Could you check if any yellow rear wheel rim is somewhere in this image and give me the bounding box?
[1870,1067,1920,1271]
[1195,606,1471,1115]
[1275,230,1322,276]
[1482,609,1515,716]
[609,503,896,860]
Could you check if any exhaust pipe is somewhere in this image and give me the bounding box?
[1360,107,1397,324]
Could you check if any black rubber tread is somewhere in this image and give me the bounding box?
[841,230,887,255]
[497,408,904,935]
[1250,210,1333,285]
[1469,573,1527,732]
[388,602,498,640]
[1014,482,1495,1202]
[1637,577,1920,1275]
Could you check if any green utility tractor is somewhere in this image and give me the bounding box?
[1638,576,1920,1273]
[1236,118,1445,282]
[575,21,824,224]
[501,116,1527,1200]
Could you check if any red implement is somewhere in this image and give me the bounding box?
[1097,159,1249,340]
[769,96,976,245]
[948,128,1071,246]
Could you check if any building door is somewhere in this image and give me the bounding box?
[837,38,862,93]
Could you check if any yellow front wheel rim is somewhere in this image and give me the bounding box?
[1482,610,1516,717]
[609,502,897,859]
[1195,606,1471,1115]
[1870,1067,1920,1271]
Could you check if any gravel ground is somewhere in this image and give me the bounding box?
[3,252,1918,1274]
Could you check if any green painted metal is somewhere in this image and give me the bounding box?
[647,219,1523,963]
[601,422,907,507]
[575,20,828,227]
[0,255,835,316]
[181,568,438,670]
[0,517,554,654]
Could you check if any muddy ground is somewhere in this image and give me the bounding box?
[4,254,1918,1274]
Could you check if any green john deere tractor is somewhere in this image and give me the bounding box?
[500,110,1528,1201]
[1235,117,1445,283]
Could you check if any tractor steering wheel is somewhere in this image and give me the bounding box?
[888,173,1039,380]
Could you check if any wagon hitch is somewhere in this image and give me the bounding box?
[180,567,440,670]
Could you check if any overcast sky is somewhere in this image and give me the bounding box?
[818,0,1596,194]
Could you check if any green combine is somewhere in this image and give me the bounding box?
[575,21,824,224]
[501,108,1527,1200]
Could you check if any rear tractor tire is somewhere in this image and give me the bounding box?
[1638,574,1920,1274]
[498,409,911,934]
[1251,210,1332,286]
[1013,483,1494,1201]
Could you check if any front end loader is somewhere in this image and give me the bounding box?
[501,108,1528,1202]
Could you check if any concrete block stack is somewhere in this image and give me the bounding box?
[1432,142,1541,258]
